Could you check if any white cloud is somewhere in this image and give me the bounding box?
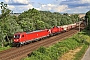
[5,0,29,4]
[47,4,56,7]
[4,0,34,13]
[40,4,56,11]
[64,6,90,13]
[7,5,15,10]
[81,0,90,3]
[35,8,41,10]
[39,4,68,12]
[22,3,68,12]
[24,4,34,9]
[54,5,68,12]
[13,4,34,13]
[15,0,29,4]
[5,0,9,3]
[3,0,89,13]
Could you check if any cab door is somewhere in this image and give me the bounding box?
[20,34,26,42]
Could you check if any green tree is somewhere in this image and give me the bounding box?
[0,2,8,47]
[18,8,41,31]
[0,2,11,19]
[18,18,34,31]
[85,10,90,30]
[63,13,68,16]
[0,2,23,47]
[36,20,46,30]
[85,11,90,23]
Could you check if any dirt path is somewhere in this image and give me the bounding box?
[58,46,82,60]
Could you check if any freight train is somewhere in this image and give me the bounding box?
[13,21,83,47]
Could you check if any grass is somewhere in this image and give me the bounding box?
[0,46,11,52]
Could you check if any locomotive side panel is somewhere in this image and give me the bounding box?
[21,29,50,43]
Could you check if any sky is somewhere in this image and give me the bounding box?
[0,0,90,14]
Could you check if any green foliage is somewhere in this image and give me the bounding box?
[74,45,88,60]
[37,46,47,54]
[0,16,23,47]
[18,9,79,31]
[63,13,68,16]
[0,2,23,47]
[18,8,41,31]
[56,39,80,50]
[24,34,88,60]
[36,20,46,30]
[85,10,90,30]
[0,2,11,18]
[72,32,90,45]
[85,10,90,20]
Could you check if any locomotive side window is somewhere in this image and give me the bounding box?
[22,35,24,37]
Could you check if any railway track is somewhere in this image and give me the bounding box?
[0,27,83,60]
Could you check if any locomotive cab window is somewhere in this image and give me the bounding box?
[14,34,20,39]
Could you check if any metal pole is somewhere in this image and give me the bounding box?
[79,18,80,32]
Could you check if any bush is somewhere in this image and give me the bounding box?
[24,37,81,60]
[54,39,80,50]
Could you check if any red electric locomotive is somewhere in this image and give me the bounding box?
[49,26,64,36]
[13,29,50,47]
[50,26,59,35]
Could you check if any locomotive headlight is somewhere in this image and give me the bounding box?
[14,40,16,41]
[14,39,19,42]
[16,39,19,41]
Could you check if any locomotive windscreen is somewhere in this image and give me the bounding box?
[14,34,20,39]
